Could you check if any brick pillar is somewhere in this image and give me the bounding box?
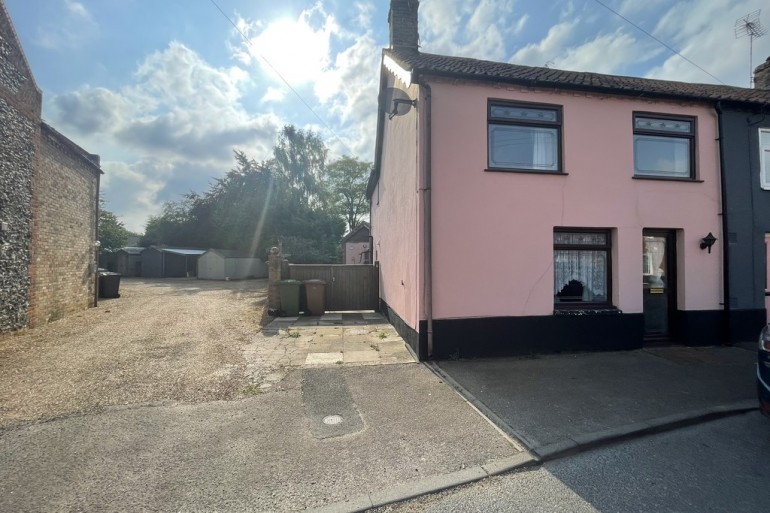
[267,247,282,312]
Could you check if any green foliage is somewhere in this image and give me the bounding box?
[99,199,131,253]
[140,125,346,263]
[273,125,328,207]
[326,156,372,233]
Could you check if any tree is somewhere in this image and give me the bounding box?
[140,199,196,247]
[136,125,346,263]
[326,156,372,233]
[273,125,328,207]
[98,199,131,253]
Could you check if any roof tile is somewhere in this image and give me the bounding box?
[388,49,770,104]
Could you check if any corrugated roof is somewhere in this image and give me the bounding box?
[120,246,144,255]
[206,249,258,259]
[163,248,206,256]
[387,49,770,105]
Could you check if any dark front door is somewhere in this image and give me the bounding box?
[643,230,677,339]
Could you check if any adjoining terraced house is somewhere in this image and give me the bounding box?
[370,0,770,360]
[0,0,102,334]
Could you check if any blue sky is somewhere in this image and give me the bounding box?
[5,0,770,231]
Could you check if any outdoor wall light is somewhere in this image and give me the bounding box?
[700,232,717,253]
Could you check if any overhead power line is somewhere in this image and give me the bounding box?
[592,0,726,85]
[207,0,355,155]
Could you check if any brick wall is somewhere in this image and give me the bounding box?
[2,1,100,332]
[28,125,99,326]
[0,1,41,334]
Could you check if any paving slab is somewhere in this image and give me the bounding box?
[344,350,381,363]
[305,352,344,365]
[435,346,757,450]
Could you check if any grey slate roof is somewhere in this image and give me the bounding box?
[386,49,770,105]
[342,222,370,244]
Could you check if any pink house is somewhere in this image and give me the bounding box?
[342,222,371,264]
[369,1,757,360]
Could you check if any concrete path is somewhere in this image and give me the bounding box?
[433,346,758,458]
[248,313,416,392]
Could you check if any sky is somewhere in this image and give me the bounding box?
[5,0,770,232]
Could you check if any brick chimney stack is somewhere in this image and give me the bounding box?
[388,0,419,52]
[755,57,770,89]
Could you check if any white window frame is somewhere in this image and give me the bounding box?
[760,128,770,191]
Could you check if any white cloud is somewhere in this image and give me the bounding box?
[49,42,284,232]
[354,1,375,29]
[419,0,515,61]
[35,0,98,50]
[261,86,287,103]
[513,14,529,35]
[510,21,578,67]
[644,0,770,86]
[232,4,339,86]
[551,29,660,75]
[313,32,381,159]
[230,3,383,160]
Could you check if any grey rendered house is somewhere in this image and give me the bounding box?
[719,57,770,341]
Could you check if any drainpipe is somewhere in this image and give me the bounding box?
[94,173,100,308]
[715,101,730,344]
[422,82,434,358]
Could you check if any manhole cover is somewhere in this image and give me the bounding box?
[323,414,343,425]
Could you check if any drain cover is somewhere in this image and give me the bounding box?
[323,414,343,425]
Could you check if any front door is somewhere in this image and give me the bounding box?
[643,230,677,339]
[765,233,770,323]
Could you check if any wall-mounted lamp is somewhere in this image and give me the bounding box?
[699,232,717,253]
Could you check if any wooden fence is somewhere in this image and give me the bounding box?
[288,263,379,311]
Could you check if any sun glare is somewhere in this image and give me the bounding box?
[251,17,332,85]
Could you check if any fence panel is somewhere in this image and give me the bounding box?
[288,264,378,311]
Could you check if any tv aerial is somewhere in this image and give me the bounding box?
[735,10,767,86]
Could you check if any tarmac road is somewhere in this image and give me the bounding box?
[375,411,770,513]
[0,364,519,512]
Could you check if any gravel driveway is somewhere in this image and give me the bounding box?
[0,278,269,429]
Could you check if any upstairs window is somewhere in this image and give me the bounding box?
[761,128,770,190]
[488,101,562,173]
[554,230,611,307]
[633,113,695,179]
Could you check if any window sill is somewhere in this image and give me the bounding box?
[485,168,568,176]
[632,175,703,183]
[554,306,621,316]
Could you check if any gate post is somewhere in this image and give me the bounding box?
[267,247,282,313]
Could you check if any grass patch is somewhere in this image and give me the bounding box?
[288,330,301,338]
[243,384,262,396]
[378,331,388,339]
